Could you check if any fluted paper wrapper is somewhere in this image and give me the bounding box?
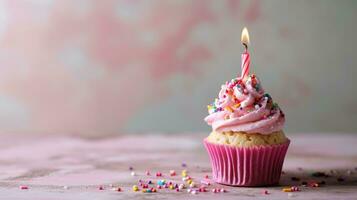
[204,139,290,186]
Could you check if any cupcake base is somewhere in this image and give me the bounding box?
[204,139,290,186]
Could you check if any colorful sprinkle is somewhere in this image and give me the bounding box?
[157,179,166,186]
[201,179,211,185]
[309,182,319,187]
[170,170,176,176]
[199,185,207,192]
[179,184,185,190]
[189,182,195,188]
[19,185,28,190]
[282,187,292,192]
[288,193,296,198]
[132,185,139,192]
[224,106,234,113]
[262,190,269,195]
[291,186,300,191]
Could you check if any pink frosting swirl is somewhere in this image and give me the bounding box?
[205,74,285,134]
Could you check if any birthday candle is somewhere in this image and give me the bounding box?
[240,27,250,79]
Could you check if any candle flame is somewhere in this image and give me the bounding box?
[241,27,250,46]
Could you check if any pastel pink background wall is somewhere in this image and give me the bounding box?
[0,0,356,135]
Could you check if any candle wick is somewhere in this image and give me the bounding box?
[243,43,248,52]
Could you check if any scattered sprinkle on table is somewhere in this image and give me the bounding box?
[19,185,28,190]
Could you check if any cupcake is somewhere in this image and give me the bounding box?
[204,74,289,186]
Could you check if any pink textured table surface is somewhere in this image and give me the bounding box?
[0,133,356,200]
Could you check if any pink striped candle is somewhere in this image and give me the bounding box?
[240,27,250,79]
[241,50,250,79]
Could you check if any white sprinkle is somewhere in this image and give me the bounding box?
[131,171,136,176]
[288,193,296,198]
[63,186,69,190]
[189,182,196,188]
[187,189,192,193]
[179,184,185,190]
[191,190,198,195]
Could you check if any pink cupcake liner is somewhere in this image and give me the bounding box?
[204,139,290,186]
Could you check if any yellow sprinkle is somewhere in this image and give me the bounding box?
[282,188,292,192]
[187,179,193,184]
[132,185,139,192]
[142,189,146,193]
[181,170,187,177]
[169,185,174,190]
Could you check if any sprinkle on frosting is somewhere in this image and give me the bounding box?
[205,74,285,134]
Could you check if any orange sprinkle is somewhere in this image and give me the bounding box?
[233,103,241,108]
[282,188,292,192]
[225,106,234,113]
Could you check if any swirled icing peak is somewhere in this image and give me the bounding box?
[205,74,285,134]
